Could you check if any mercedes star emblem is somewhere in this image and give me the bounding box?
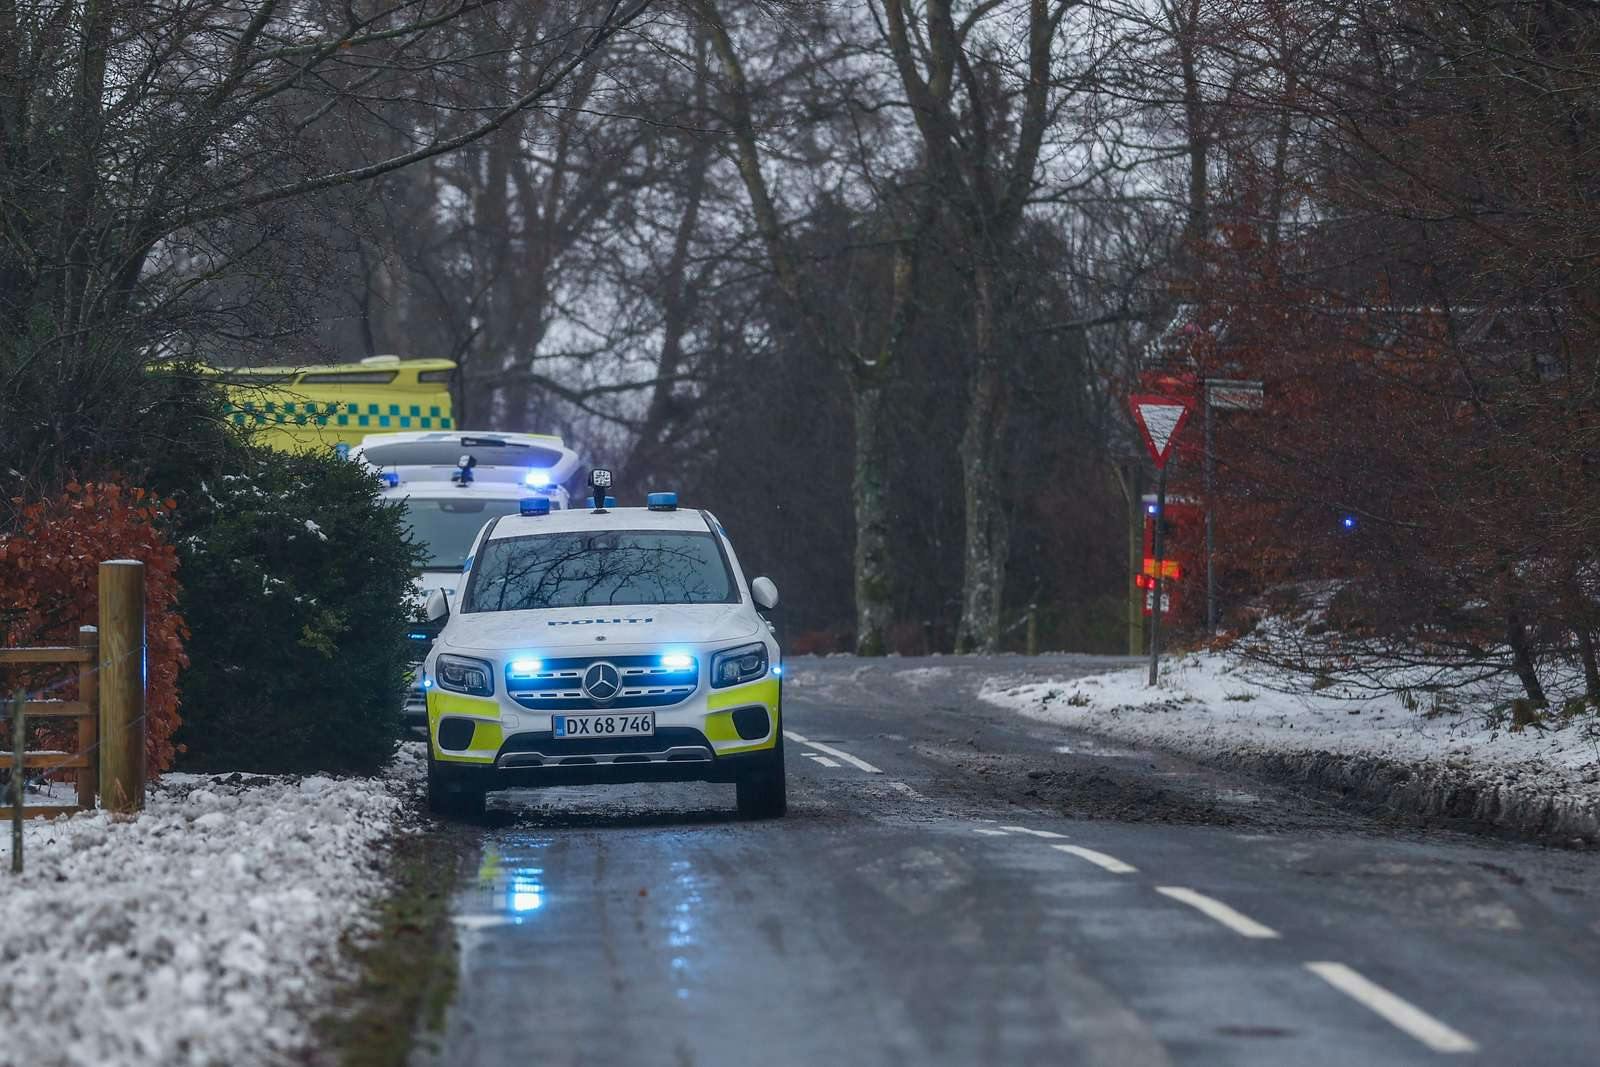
[582,661,621,702]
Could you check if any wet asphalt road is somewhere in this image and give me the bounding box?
[416,656,1600,1066]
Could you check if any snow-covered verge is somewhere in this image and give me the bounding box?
[981,651,1600,841]
[0,748,425,1067]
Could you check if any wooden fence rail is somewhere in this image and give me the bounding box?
[4,559,147,834]
[1,627,100,818]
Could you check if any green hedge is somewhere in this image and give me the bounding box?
[174,449,425,774]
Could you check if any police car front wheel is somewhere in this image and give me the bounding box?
[735,737,787,820]
[427,749,487,819]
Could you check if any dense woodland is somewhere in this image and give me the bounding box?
[4,2,1600,705]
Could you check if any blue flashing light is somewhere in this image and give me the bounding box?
[1146,503,1158,515]
[773,665,783,677]
[1342,515,1358,531]
[647,492,678,511]
[524,470,551,488]
[380,470,400,488]
[520,497,552,517]
[421,673,433,689]
[509,658,543,677]
[407,631,430,641]
[660,653,694,670]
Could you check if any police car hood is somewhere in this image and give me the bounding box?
[448,602,761,652]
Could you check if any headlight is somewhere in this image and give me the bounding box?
[710,642,768,688]
[435,654,494,696]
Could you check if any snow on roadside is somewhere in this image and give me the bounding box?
[0,747,424,1067]
[979,651,1600,813]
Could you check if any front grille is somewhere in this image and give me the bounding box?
[499,726,710,759]
[505,654,698,711]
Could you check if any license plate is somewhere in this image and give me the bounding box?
[553,712,655,739]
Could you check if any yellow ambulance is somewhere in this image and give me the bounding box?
[215,355,455,453]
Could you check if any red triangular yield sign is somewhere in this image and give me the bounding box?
[1130,394,1193,468]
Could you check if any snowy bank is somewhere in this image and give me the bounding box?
[980,652,1600,841]
[0,749,423,1066]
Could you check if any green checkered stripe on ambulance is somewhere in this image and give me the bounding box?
[227,401,453,429]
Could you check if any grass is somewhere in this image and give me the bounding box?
[314,807,472,1067]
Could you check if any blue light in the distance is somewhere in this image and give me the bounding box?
[524,470,551,487]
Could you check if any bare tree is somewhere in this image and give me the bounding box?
[0,0,654,489]
[694,0,935,654]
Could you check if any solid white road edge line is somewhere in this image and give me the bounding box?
[1305,962,1478,1054]
[1052,844,1138,874]
[1000,826,1067,839]
[1155,887,1280,939]
[783,731,882,774]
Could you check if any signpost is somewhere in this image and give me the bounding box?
[1131,395,1193,686]
[1200,379,1263,632]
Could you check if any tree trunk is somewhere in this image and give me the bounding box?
[955,264,1010,653]
[852,371,894,656]
[624,32,712,487]
[61,0,112,339]
[1505,612,1547,706]
[1577,625,1600,703]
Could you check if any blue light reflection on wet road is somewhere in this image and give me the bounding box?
[472,838,552,925]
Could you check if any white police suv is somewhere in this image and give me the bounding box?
[352,431,583,735]
[419,471,785,819]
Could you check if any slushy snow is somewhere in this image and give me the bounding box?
[0,749,422,1066]
[980,650,1600,814]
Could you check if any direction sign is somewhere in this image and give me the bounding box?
[1130,394,1193,469]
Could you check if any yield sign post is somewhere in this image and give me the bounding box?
[1131,394,1193,470]
[1131,394,1193,686]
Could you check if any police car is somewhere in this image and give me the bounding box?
[419,470,786,819]
[351,431,583,734]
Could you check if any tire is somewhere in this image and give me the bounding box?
[427,747,487,820]
[736,733,787,820]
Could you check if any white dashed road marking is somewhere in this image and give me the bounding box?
[1156,887,1280,939]
[972,828,1011,837]
[783,731,882,774]
[803,753,841,768]
[1305,962,1478,1053]
[1000,826,1067,839]
[1052,844,1138,874]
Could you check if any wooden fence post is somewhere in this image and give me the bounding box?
[98,561,146,814]
[10,689,23,873]
[77,626,99,810]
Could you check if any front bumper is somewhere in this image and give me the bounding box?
[426,674,781,786]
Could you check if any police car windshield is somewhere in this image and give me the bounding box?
[403,499,522,569]
[464,531,735,611]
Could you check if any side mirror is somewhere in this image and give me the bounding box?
[424,588,451,622]
[751,577,779,611]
